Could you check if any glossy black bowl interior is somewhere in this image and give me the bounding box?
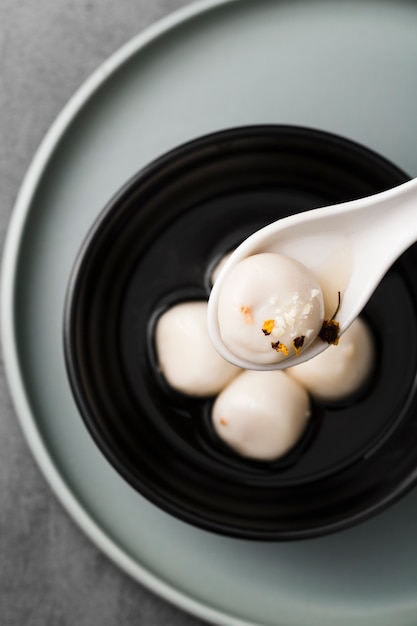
[64,125,417,540]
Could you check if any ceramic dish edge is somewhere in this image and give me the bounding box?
[0,1,262,625]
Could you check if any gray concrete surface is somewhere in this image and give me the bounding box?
[0,1,208,624]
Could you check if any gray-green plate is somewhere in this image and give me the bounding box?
[2,1,417,625]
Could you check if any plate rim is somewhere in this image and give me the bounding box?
[0,1,257,625]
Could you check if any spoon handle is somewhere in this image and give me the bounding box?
[333,177,417,328]
[345,177,417,258]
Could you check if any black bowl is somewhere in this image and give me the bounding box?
[64,125,417,540]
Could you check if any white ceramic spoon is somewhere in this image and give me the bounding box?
[208,177,417,370]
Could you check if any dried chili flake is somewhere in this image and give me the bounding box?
[219,418,228,426]
[292,335,305,356]
[319,291,341,345]
[262,319,275,336]
[271,340,289,356]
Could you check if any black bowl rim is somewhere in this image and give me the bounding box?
[63,124,416,541]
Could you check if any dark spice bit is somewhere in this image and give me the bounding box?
[319,291,341,345]
[292,335,305,356]
[319,319,340,344]
[271,340,289,356]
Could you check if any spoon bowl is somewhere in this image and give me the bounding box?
[208,177,417,369]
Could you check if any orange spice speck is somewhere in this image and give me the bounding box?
[262,319,275,336]
[240,306,253,324]
[219,418,228,426]
[271,340,289,356]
